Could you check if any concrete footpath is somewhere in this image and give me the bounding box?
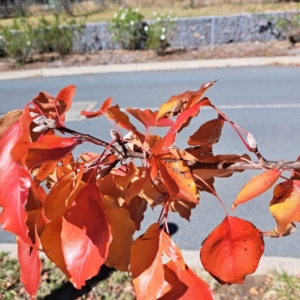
[1,55,300,276]
[0,55,299,80]
[2,243,300,276]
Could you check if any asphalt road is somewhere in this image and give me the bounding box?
[1,66,300,258]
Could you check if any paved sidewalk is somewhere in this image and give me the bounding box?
[0,56,299,80]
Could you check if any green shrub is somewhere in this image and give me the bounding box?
[0,17,34,64]
[109,7,146,50]
[109,8,177,54]
[146,11,177,55]
[35,14,85,57]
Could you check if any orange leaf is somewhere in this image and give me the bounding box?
[130,223,185,299]
[188,118,224,146]
[169,200,197,221]
[269,180,300,237]
[126,108,173,128]
[26,135,81,170]
[200,216,264,284]
[156,81,215,120]
[17,237,42,298]
[232,169,282,211]
[106,104,137,132]
[61,183,112,289]
[44,179,74,220]
[0,122,31,244]
[159,261,214,300]
[152,98,212,155]
[55,85,76,121]
[157,157,199,204]
[105,207,136,271]
[81,97,112,118]
[40,216,72,279]
[123,196,147,230]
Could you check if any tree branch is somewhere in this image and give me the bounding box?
[60,126,300,171]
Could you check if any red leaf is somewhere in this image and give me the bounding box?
[200,216,264,284]
[61,183,112,289]
[26,135,81,170]
[81,97,112,118]
[159,261,214,300]
[0,122,31,244]
[55,85,76,121]
[32,85,76,122]
[126,108,173,128]
[232,169,282,211]
[188,117,224,146]
[17,237,41,298]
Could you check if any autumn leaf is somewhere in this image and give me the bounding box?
[159,261,214,300]
[232,169,282,211]
[17,236,42,298]
[130,223,185,299]
[152,98,212,155]
[123,196,148,231]
[156,81,215,120]
[105,207,136,271]
[269,180,300,237]
[61,183,112,289]
[40,217,71,279]
[106,104,137,132]
[200,216,264,284]
[263,222,296,238]
[156,156,199,204]
[26,135,81,170]
[0,109,23,139]
[126,108,173,128]
[81,97,112,118]
[32,85,76,122]
[188,117,224,146]
[0,122,31,244]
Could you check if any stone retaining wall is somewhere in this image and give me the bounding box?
[73,11,299,52]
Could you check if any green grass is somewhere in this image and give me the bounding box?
[0,252,135,300]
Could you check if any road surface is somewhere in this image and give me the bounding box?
[1,65,300,258]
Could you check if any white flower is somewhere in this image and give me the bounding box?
[135,7,139,12]
[161,27,166,33]
[120,13,125,20]
[153,11,157,16]
[157,17,161,21]
[174,17,178,21]
[160,34,166,40]
[27,41,31,46]
[130,20,134,26]
[113,13,117,18]
[144,25,149,32]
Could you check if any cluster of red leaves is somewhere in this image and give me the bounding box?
[0,83,297,299]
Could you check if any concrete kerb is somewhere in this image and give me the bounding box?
[1,242,300,276]
[0,56,300,80]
